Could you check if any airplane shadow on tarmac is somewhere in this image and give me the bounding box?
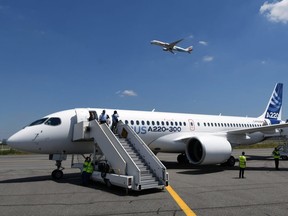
[162,154,288,175]
[0,172,164,196]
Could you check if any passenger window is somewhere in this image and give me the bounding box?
[171,122,174,126]
[125,120,128,124]
[161,121,164,126]
[183,122,186,126]
[179,122,182,126]
[156,121,160,125]
[175,122,178,126]
[136,120,139,125]
[204,123,206,126]
[45,118,61,126]
[166,121,169,126]
[152,121,155,126]
[28,118,49,126]
[131,120,134,125]
[141,120,145,125]
[197,122,200,126]
[147,121,150,125]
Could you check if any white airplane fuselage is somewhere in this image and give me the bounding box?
[6,108,269,162]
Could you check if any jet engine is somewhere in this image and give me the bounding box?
[186,135,232,165]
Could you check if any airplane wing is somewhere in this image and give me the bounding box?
[150,123,288,147]
[167,39,183,49]
[227,123,288,135]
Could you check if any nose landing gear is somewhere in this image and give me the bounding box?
[49,154,67,180]
[52,160,64,180]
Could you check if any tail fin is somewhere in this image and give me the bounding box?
[259,83,283,124]
[187,46,193,54]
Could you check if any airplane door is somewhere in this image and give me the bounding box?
[188,119,195,131]
[75,108,90,123]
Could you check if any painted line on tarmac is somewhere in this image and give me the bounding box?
[166,185,197,216]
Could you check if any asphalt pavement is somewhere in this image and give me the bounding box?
[0,149,288,216]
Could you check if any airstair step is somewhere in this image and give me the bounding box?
[141,175,156,181]
[141,179,158,185]
[137,164,148,169]
[140,183,165,190]
[135,161,145,165]
[140,169,150,175]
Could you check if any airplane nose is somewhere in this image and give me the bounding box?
[6,133,21,148]
[6,130,32,150]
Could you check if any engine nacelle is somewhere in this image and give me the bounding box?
[186,135,232,165]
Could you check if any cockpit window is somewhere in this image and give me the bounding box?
[45,117,61,126]
[28,118,49,126]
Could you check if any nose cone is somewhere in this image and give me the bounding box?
[6,129,35,152]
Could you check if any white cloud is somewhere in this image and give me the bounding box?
[188,35,194,39]
[116,90,138,97]
[203,56,214,62]
[260,0,288,24]
[199,41,208,46]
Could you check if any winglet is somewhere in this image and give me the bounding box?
[259,83,283,124]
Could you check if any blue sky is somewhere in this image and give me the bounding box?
[1,0,288,139]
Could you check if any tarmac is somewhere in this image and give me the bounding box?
[1,148,288,216]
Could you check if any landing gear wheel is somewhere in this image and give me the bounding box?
[226,156,236,167]
[177,153,189,164]
[52,169,63,180]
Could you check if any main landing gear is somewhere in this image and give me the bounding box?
[177,153,189,164]
[49,154,67,180]
[221,156,235,167]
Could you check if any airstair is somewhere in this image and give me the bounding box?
[72,119,169,191]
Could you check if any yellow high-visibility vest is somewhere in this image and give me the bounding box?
[86,162,94,174]
[273,150,280,159]
[83,161,89,172]
[239,155,246,168]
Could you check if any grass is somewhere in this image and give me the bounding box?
[0,145,28,155]
[234,140,285,149]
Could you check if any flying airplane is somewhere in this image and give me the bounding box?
[6,83,288,179]
[151,39,193,54]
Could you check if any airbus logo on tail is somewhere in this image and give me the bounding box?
[266,83,283,119]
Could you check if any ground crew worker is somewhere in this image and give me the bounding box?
[239,151,246,178]
[111,110,119,133]
[82,157,93,186]
[272,147,280,170]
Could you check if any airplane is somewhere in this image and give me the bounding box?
[6,83,288,179]
[151,39,193,54]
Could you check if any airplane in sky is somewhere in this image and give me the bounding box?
[151,39,193,54]
[6,83,288,178]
